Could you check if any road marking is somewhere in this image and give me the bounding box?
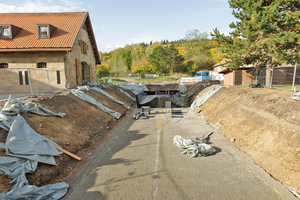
[273,188,280,194]
[108,148,111,151]
[153,110,162,199]
[249,166,254,170]
[91,169,96,174]
[116,136,118,139]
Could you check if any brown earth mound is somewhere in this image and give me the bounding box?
[0,85,136,193]
[197,85,300,190]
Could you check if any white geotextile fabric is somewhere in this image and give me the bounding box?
[190,85,224,110]
[173,135,215,158]
[116,83,148,95]
[90,87,130,109]
[291,92,300,101]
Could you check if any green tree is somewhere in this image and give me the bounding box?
[149,45,169,73]
[166,44,184,73]
[212,0,300,87]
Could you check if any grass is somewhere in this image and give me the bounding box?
[272,83,300,91]
[130,76,178,82]
[97,75,179,83]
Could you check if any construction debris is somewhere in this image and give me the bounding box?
[291,92,300,101]
[173,134,216,158]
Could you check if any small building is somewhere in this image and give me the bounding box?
[213,58,252,86]
[0,12,100,94]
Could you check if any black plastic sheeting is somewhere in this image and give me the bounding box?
[136,90,188,108]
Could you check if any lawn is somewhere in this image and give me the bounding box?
[97,75,178,83]
[272,83,300,91]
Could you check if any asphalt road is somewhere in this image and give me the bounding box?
[63,108,296,200]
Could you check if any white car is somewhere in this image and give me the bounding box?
[144,73,159,78]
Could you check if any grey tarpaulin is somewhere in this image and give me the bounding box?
[292,92,300,101]
[0,96,66,131]
[90,87,130,109]
[116,83,148,95]
[0,182,69,200]
[118,88,136,101]
[173,135,215,157]
[5,115,62,165]
[190,85,224,110]
[70,89,121,119]
[0,157,38,190]
[0,115,68,199]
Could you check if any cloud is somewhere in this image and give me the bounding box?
[0,0,84,13]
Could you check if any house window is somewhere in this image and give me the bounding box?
[0,26,11,39]
[78,39,81,46]
[38,25,49,39]
[0,63,8,68]
[25,71,29,85]
[19,71,23,85]
[38,24,56,39]
[56,71,61,84]
[0,25,21,40]
[81,40,87,54]
[37,62,47,68]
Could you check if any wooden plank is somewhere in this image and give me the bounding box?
[53,144,81,161]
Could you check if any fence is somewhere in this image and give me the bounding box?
[0,68,65,96]
[246,66,300,91]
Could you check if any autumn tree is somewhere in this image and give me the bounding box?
[212,0,300,87]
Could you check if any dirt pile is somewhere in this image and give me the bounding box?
[0,84,136,193]
[197,85,300,190]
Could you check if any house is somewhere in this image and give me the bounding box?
[0,12,100,94]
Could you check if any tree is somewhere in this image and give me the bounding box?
[184,30,213,58]
[149,45,169,73]
[212,0,300,87]
[166,44,184,74]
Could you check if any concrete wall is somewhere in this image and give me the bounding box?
[65,28,97,88]
[0,51,66,93]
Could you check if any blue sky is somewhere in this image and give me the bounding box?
[0,0,236,52]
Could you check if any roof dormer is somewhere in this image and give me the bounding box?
[38,24,57,39]
[0,24,22,40]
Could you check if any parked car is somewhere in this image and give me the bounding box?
[144,73,159,78]
[129,73,139,77]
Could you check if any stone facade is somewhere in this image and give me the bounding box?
[0,28,97,93]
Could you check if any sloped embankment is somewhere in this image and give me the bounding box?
[0,84,136,193]
[198,86,300,190]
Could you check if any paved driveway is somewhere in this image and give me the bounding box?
[63,108,296,200]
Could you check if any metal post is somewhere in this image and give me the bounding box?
[292,63,297,92]
[27,69,34,95]
[270,68,273,88]
[46,70,51,92]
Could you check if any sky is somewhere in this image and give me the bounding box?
[0,0,237,52]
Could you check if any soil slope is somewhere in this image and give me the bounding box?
[0,84,136,193]
[197,85,300,190]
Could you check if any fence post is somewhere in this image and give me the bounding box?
[27,69,34,95]
[292,63,297,92]
[46,70,51,92]
[270,68,273,88]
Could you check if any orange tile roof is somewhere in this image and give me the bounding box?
[213,58,231,67]
[0,12,87,52]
